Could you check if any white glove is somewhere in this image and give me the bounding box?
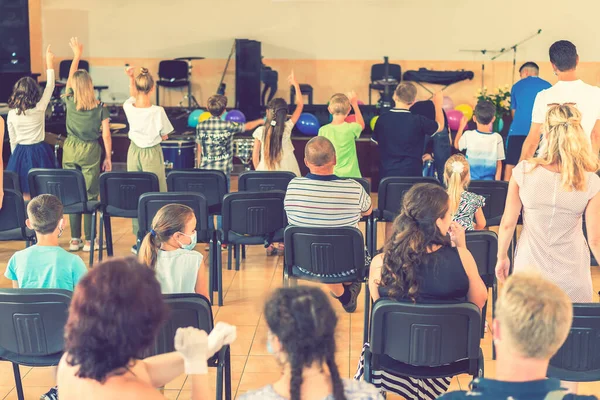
[174,327,209,375]
[207,322,237,358]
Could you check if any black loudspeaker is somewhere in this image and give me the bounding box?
[0,0,31,74]
[235,39,261,120]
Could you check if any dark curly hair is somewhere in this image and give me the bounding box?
[8,77,42,115]
[64,257,168,382]
[380,183,451,302]
[264,287,346,400]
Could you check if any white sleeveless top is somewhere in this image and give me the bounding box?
[155,249,203,294]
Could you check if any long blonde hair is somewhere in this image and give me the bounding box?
[71,70,98,111]
[444,154,470,216]
[138,204,194,270]
[530,104,599,191]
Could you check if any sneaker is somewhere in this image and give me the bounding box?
[40,386,58,400]
[342,282,362,313]
[82,240,106,252]
[131,244,138,255]
[69,239,83,252]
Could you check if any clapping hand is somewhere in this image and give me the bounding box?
[174,327,209,375]
[449,221,466,248]
[69,37,83,58]
[207,322,237,358]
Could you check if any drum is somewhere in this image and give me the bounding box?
[233,139,254,171]
[161,139,196,169]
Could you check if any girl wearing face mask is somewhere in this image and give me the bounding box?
[138,204,208,298]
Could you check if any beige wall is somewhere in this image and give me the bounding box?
[30,0,600,107]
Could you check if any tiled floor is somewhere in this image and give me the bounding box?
[0,181,599,399]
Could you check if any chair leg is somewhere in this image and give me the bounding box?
[368,88,371,106]
[480,302,488,339]
[217,239,224,306]
[156,85,160,106]
[372,220,378,254]
[98,211,104,262]
[89,211,97,267]
[363,281,370,345]
[105,215,114,257]
[225,347,232,400]
[492,282,498,360]
[241,244,246,259]
[208,239,214,304]
[216,361,224,400]
[227,245,232,270]
[12,363,24,400]
[235,244,241,271]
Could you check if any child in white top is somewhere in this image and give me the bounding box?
[138,204,208,298]
[7,45,57,193]
[252,71,303,176]
[444,154,486,231]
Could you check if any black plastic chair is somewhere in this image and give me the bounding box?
[238,171,296,192]
[368,63,402,105]
[548,303,600,382]
[284,226,370,343]
[156,60,190,107]
[0,289,72,400]
[364,299,484,388]
[147,294,231,400]
[466,230,498,357]
[0,189,34,245]
[96,172,160,262]
[3,170,21,193]
[167,169,228,219]
[28,169,100,265]
[372,177,441,251]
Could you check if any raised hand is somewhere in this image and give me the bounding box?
[69,37,83,58]
[347,90,358,105]
[125,66,136,78]
[46,45,55,69]
[287,70,298,87]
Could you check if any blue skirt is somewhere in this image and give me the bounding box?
[7,142,56,193]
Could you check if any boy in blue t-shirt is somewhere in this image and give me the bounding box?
[5,194,87,290]
[505,62,551,181]
[454,100,505,180]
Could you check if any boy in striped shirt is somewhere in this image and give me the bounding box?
[284,137,372,312]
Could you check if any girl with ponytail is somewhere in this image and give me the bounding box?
[240,286,382,400]
[355,183,487,399]
[138,204,208,298]
[252,71,303,177]
[444,154,486,230]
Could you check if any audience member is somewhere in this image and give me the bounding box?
[138,204,208,298]
[6,45,56,193]
[373,84,444,179]
[521,40,600,160]
[496,104,600,303]
[252,71,303,177]
[505,62,551,181]
[444,154,486,230]
[318,91,365,178]
[62,37,112,253]
[455,101,505,180]
[57,257,236,400]
[240,286,383,400]
[284,136,372,312]
[440,273,597,400]
[355,183,487,400]
[0,116,4,208]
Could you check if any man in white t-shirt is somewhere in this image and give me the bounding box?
[520,40,600,161]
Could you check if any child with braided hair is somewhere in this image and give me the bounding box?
[240,286,382,400]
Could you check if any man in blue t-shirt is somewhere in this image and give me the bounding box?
[439,273,597,400]
[505,62,551,181]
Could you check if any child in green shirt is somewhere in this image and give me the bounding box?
[318,91,365,177]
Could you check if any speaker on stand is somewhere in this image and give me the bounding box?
[235,39,262,120]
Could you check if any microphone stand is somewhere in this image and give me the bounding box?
[459,48,501,90]
[491,29,543,86]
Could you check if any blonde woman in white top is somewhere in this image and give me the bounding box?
[7,45,56,193]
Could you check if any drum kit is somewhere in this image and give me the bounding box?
[159,137,255,171]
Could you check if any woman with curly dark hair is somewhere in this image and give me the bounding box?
[354,183,487,400]
[240,286,382,400]
[56,257,236,400]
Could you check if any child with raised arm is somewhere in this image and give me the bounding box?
[62,37,112,253]
[252,71,302,176]
[318,91,365,178]
[6,45,56,193]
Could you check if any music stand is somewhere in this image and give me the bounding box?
[174,56,205,110]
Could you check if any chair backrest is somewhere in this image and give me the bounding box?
[350,177,371,194]
[284,226,366,278]
[0,289,72,360]
[465,230,498,288]
[137,192,210,242]
[147,294,214,356]
[28,169,88,213]
[238,171,296,192]
[548,303,600,382]
[371,63,402,83]
[0,189,27,241]
[3,170,21,193]
[158,60,188,81]
[99,172,160,218]
[467,180,508,226]
[222,191,287,236]
[166,170,228,215]
[377,177,441,221]
[59,60,90,81]
[369,299,481,368]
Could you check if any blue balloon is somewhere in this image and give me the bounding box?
[225,109,246,123]
[297,113,320,136]
[188,109,204,128]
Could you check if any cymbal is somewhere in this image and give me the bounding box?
[175,56,205,61]
[110,123,126,132]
